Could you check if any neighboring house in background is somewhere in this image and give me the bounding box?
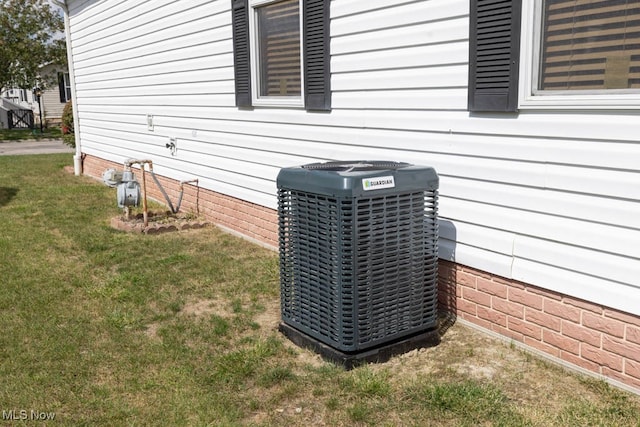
[0,63,70,129]
[1,87,34,108]
[37,63,72,127]
[61,0,640,394]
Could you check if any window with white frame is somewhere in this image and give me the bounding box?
[252,0,302,103]
[468,0,640,112]
[522,0,640,108]
[231,0,331,111]
[538,0,640,92]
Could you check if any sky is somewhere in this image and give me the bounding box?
[48,0,65,40]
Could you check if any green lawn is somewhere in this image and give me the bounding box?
[0,127,62,141]
[1,154,639,426]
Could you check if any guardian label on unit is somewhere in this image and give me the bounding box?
[362,176,395,191]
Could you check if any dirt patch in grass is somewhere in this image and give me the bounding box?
[180,298,232,318]
[111,211,210,234]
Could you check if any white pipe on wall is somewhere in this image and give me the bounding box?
[53,0,82,176]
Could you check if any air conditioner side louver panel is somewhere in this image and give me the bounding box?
[278,162,439,352]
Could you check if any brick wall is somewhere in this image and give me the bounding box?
[439,260,640,394]
[83,154,640,394]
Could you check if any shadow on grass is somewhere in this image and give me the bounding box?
[0,187,19,207]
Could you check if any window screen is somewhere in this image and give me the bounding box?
[540,0,640,91]
[256,0,301,97]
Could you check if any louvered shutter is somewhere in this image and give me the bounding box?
[468,0,522,112]
[540,0,640,91]
[303,0,331,111]
[232,0,252,107]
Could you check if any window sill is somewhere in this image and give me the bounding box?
[519,93,640,111]
[252,97,304,108]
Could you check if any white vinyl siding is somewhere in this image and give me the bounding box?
[67,0,640,316]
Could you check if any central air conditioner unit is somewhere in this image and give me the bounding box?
[277,161,440,366]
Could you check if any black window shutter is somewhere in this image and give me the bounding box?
[303,0,330,111]
[58,72,66,103]
[232,0,252,107]
[468,0,521,112]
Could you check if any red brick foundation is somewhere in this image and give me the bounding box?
[83,154,640,395]
[439,260,640,394]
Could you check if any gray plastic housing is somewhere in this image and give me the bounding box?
[276,161,439,198]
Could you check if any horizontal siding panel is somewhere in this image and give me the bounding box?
[446,241,514,278]
[545,165,640,200]
[332,0,428,19]
[332,18,468,55]
[80,113,640,194]
[69,0,132,36]
[514,236,638,286]
[72,1,214,52]
[182,139,319,167]
[75,81,234,98]
[445,178,640,230]
[74,19,230,68]
[332,42,468,73]
[440,219,516,256]
[76,68,233,90]
[80,105,640,150]
[74,24,230,66]
[464,112,640,145]
[74,45,232,77]
[439,219,640,288]
[174,151,279,183]
[332,88,467,110]
[76,105,456,132]
[76,60,232,85]
[77,94,234,107]
[77,109,640,172]
[351,110,640,145]
[332,0,467,37]
[332,65,467,91]
[72,0,220,45]
[440,198,640,259]
[78,124,317,180]
[78,124,168,149]
[79,116,640,200]
[427,157,548,187]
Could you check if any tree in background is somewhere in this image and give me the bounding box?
[0,0,66,93]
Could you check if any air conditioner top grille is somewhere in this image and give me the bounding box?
[302,161,410,172]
